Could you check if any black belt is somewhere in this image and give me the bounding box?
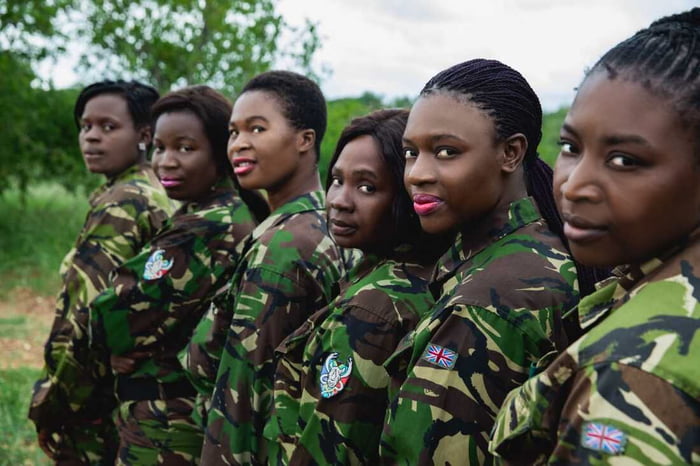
[116,375,196,401]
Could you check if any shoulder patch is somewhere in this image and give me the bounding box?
[319,352,353,398]
[422,344,457,369]
[143,249,174,280]
[581,422,626,455]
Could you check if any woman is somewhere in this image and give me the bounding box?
[90,85,265,464]
[380,59,598,465]
[266,109,448,465]
[29,79,175,465]
[490,9,700,465]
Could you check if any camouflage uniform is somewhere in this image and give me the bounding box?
[191,190,353,465]
[380,197,580,465]
[265,253,435,465]
[89,178,257,465]
[489,231,700,465]
[29,163,174,465]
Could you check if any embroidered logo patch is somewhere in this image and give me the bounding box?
[143,249,174,280]
[581,422,626,455]
[422,344,456,369]
[319,352,352,399]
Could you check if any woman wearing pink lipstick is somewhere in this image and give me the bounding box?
[264,109,449,465]
[88,86,268,464]
[29,80,176,465]
[380,59,605,465]
[490,9,700,465]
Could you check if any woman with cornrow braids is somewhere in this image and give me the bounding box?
[379,59,603,465]
[490,8,700,464]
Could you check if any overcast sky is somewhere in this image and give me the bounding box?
[276,0,697,110]
[42,0,697,112]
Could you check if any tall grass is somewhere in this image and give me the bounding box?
[0,184,88,298]
[0,368,51,465]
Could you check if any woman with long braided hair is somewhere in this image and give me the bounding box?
[379,58,598,465]
[490,8,700,464]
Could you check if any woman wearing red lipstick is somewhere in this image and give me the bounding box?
[29,80,176,465]
[490,9,700,464]
[380,59,602,465]
[87,85,267,464]
[264,109,449,465]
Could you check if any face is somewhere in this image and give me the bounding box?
[152,111,219,201]
[228,90,303,191]
[327,135,396,252]
[403,94,506,234]
[78,93,145,177]
[554,71,700,267]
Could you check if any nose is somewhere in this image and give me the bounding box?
[404,152,436,188]
[328,183,353,212]
[83,126,100,142]
[156,148,179,169]
[228,131,250,158]
[556,152,602,203]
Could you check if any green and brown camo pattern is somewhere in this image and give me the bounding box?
[28,163,175,463]
[266,254,435,465]
[380,197,580,466]
[490,239,700,465]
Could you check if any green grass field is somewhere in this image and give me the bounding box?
[0,184,87,464]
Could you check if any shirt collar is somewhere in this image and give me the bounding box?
[248,189,325,242]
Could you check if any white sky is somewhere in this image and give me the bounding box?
[42,0,698,111]
[276,0,698,110]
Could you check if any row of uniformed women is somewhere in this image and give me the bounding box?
[32,7,699,465]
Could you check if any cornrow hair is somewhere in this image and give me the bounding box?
[241,70,327,161]
[74,80,160,131]
[151,85,269,222]
[422,59,607,296]
[587,7,700,152]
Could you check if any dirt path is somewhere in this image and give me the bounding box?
[0,287,54,370]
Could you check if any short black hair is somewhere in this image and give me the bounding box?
[241,70,327,160]
[326,109,420,250]
[586,7,700,153]
[151,85,233,178]
[74,79,159,131]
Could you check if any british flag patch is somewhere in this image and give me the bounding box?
[581,422,626,455]
[422,344,456,369]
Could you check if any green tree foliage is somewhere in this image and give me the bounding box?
[0,0,73,59]
[539,107,567,167]
[74,0,321,96]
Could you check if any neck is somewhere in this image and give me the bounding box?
[267,164,321,212]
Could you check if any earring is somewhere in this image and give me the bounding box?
[138,142,147,152]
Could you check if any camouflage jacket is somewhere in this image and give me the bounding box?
[489,231,700,465]
[192,190,355,465]
[380,197,580,465]
[265,253,435,465]
[29,163,174,428]
[90,178,256,388]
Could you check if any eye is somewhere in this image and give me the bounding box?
[153,144,164,153]
[435,147,456,159]
[403,148,417,159]
[179,145,194,153]
[358,184,376,194]
[608,153,640,169]
[229,128,239,138]
[557,140,579,156]
[102,123,115,132]
[252,126,265,134]
[80,123,91,132]
[330,177,341,187]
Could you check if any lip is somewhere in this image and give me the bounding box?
[562,213,608,243]
[329,218,357,237]
[159,176,183,188]
[412,193,444,216]
[83,149,104,159]
[231,157,256,176]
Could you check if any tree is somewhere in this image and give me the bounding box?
[0,0,74,60]
[73,0,322,96]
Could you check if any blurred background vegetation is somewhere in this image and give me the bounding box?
[0,1,567,461]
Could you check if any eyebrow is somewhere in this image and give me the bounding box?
[562,123,651,147]
[402,133,464,144]
[332,167,379,181]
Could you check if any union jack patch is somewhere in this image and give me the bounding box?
[581,422,626,455]
[422,344,456,369]
[143,249,174,280]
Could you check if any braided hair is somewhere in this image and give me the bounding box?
[586,8,700,154]
[421,59,605,296]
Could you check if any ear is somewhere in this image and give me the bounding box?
[139,126,153,147]
[500,133,527,173]
[296,129,316,154]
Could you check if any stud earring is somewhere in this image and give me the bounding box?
[138,142,147,152]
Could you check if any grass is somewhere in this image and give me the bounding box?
[0,183,88,298]
[0,368,51,465]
